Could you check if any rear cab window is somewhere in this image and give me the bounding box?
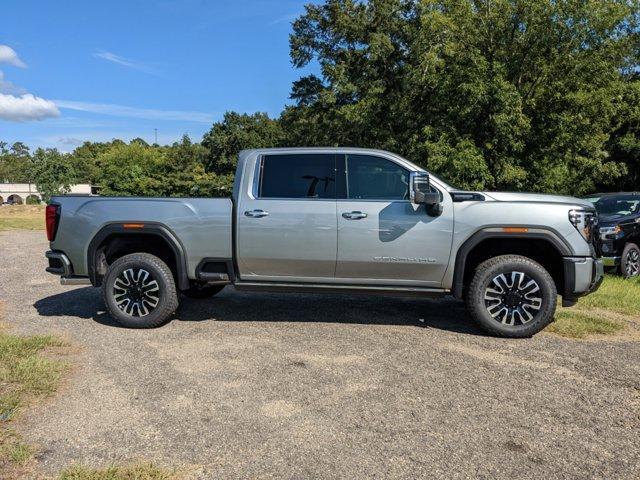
[258,154,336,199]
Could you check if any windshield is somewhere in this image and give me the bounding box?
[587,195,640,216]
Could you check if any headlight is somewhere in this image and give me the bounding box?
[569,209,597,243]
[599,226,621,236]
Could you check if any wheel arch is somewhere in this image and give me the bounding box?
[452,228,573,299]
[87,223,190,290]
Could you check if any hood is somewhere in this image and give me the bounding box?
[598,213,638,226]
[482,191,594,208]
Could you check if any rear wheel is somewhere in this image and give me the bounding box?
[621,243,640,278]
[102,253,178,328]
[465,255,557,338]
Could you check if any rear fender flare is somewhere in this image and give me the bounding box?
[87,222,190,290]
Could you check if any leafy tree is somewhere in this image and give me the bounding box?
[0,142,33,183]
[160,135,231,197]
[201,111,285,176]
[30,148,76,202]
[605,76,640,191]
[287,0,640,194]
[69,139,127,184]
[89,138,231,198]
[93,142,167,197]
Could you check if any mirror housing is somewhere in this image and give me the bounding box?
[411,172,443,216]
[411,172,440,205]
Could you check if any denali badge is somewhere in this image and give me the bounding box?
[374,256,436,264]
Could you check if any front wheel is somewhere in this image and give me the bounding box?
[102,253,179,328]
[621,243,640,278]
[465,255,557,338]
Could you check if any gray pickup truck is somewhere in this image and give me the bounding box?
[45,148,603,337]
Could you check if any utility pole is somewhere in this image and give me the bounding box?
[154,128,158,145]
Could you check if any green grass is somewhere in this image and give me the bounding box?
[0,428,35,467]
[546,274,640,339]
[0,320,69,472]
[9,441,34,465]
[577,274,640,316]
[0,205,45,231]
[0,333,68,403]
[58,463,177,480]
[548,310,625,339]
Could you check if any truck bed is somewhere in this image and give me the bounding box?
[49,196,233,279]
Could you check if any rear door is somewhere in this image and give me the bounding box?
[336,153,454,287]
[236,153,338,281]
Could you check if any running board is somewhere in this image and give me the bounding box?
[233,281,447,298]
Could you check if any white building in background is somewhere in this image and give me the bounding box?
[0,183,93,204]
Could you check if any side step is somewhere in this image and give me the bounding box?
[233,281,447,298]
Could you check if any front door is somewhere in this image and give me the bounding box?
[336,154,454,287]
[237,153,338,281]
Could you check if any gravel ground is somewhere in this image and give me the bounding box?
[1,230,639,479]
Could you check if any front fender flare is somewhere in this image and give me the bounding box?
[451,227,573,299]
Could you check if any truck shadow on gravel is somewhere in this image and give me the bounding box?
[34,287,484,335]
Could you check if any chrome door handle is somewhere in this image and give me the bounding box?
[342,211,368,220]
[244,209,269,218]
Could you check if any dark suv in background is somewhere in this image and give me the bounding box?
[585,193,640,278]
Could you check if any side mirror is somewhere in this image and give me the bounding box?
[411,172,443,216]
[411,173,439,205]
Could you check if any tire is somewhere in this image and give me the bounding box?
[465,255,557,338]
[181,283,225,299]
[621,243,640,278]
[102,253,179,328]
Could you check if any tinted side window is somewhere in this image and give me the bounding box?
[345,155,409,200]
[259,154,336,199]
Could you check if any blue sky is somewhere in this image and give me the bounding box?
[0,0,316,150]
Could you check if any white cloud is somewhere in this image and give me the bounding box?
[0,46,59,121]
[93,51,158,75]
[0,45,27,68]
[0,71,27,95]
[269,13,299,26]
[0,93,60,121]
[54,99,217,123]
[58,137,83,146]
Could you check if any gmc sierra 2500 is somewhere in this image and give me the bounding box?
[45,148,603,337]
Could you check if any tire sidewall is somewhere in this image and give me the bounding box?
[468,256,557,337]
[102,254,176,328]
[622,243,640,278]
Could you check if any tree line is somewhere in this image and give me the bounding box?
[1,0,639,201]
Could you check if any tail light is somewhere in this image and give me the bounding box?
[46,204,60,241]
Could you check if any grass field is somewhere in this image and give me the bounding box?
[0,205,45,231]
[550,274,640,338]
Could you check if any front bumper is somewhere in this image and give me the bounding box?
[562,257,604,307]
[45,251,91,285]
